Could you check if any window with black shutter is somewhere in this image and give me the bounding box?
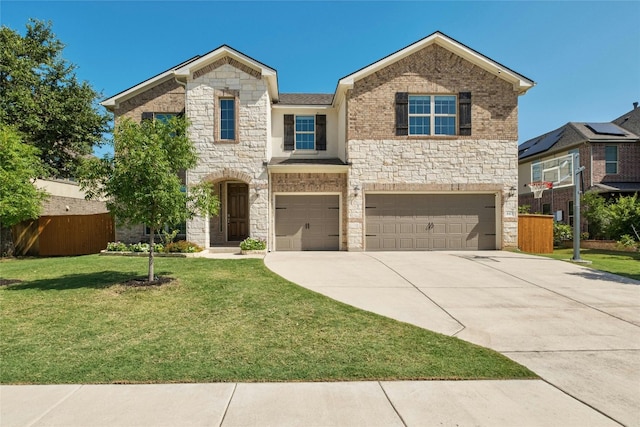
[284,114,294,151]
[395,92,409,136]
[316,115,326,151]
[458,92,472,136]
[141,112,154,121]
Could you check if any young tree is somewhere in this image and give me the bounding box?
[0,19,110,177]
[0,125,49,255]
[80,116,219,282]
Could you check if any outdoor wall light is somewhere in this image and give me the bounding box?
[353,184,360,196]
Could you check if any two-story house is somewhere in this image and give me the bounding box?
[102,31,534,251]
[518,105,640,228]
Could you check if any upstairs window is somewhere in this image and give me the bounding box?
[396,93,469,136]
[295,116,315,150]
[605,146,618,174]
[220,98,235,140]
[284,114,326,151]
[408,95,456,136]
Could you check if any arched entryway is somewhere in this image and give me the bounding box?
[204,169,253,247]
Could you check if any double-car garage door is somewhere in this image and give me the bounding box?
[274,194,496,251]
[365,194,496,250]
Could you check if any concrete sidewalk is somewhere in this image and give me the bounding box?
[0,380,619,426]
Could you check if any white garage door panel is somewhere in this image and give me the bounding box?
[365,194,496,251]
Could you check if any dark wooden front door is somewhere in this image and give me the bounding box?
[227,183,248,241]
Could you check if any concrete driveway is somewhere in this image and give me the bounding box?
[265,251,640,427]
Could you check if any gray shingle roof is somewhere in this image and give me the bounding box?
[277,93,334,105]
[612,105,640,136]
[519,120,639,161]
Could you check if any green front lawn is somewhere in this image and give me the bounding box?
[0,255,535,384]
[544,248,640,281]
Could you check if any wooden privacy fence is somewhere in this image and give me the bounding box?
[518,214,553,254]
[13,213,114,256]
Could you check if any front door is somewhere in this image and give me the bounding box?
[227,183,248,241]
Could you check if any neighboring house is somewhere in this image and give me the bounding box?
[101,31,534,251]
[518,105,640,229]
[35,178,109,216]
[4,179,111,257]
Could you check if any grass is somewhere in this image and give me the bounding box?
[0,255,535,384]
[542,248,640,281]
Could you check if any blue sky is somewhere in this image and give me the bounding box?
[2,1,639,157]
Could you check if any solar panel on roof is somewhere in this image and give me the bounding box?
[518,127,565,159]
[586,123,626,136]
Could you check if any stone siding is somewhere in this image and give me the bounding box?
[114,78,185,121]
[347,44,519,142]
[348,138,519,249]
[271,172,348,249]
[185,62,269,248]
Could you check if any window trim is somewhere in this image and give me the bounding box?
[214,90,239,144]
[605,145,618,175]
[219,98,236,141]
[408,94,457,136]
[294,115,316,151]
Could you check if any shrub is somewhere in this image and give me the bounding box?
[617,234,638,251]
[240,237,267,251]
[553,223,573,246]
[518,205,531,214]
[129,242,150,252]
[163,240,203,253]
[106,241,128,252]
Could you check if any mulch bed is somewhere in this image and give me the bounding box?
[121,276,175,287]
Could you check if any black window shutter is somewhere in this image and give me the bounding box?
[141,112,154,121]
[284,114,294,151]
[316,115,327,151]
[395,92,409,136]
[458,92,472,136]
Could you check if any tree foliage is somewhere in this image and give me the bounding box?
[582,191,640,241]
[0,125,48,227]
[0,19,110,177]
[79,116,219,281]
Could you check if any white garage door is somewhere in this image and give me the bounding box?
[275,195,340,251]
[365,194,496,251]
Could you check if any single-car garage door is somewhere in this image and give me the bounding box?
[275,195,339,251]
[365,194,496,251]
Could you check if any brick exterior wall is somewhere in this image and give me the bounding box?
[345,43,520,250]
[114,78,185,121]
[347,44,518,142]
[591,143,640,184]
[271,172,348,249]
[42,196,108,216]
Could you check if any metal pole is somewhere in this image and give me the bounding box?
[572,152,585,261]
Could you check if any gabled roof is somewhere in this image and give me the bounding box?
[101,45,278,109]
[337,31,535,97]
[612,105,640,135]
[101,56,200,109]
[518,120,639,162]
[276,93,334,106]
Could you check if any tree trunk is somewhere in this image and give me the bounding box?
[148,227,155,282]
